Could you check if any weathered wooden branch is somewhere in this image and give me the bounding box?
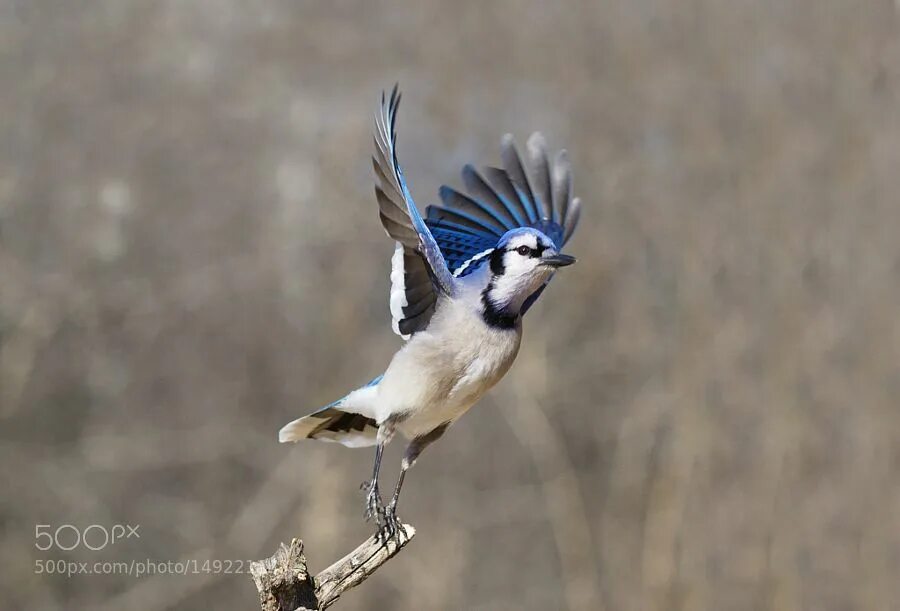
[250,525,415,611]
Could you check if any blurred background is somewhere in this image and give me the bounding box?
[2,1,899,609]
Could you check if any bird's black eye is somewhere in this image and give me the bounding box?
[516,245,531,256]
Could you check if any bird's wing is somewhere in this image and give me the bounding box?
[373,86,454,338]
[425,133,581,278]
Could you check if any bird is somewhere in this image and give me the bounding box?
[279,85,582,538]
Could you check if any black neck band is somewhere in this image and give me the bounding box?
[481,284,518,330]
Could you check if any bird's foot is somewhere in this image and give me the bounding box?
[361,480,385,525]
[378,502,404,542]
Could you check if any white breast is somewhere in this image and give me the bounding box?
[374,289,522,439]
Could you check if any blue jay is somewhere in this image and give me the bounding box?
[279,86,581,537]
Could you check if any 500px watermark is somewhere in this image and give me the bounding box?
[34,558,254,578]
[35,524,141,551]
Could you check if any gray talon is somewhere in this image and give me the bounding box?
[379,503,403,541]
[363,482,385,525]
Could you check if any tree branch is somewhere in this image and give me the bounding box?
[250,525,415,610]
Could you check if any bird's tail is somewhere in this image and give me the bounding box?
[278,375,382,448]
[278,407,378,447]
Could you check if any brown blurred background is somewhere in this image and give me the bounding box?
[2,1,899,610]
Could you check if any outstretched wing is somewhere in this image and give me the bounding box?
[425,133,581,278]
[373,86,454,338]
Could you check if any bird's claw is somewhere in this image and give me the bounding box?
[361,481,404,541]
[378,502,404,542]
[362,481,385,525]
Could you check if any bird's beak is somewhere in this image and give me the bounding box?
[541,253,577,268]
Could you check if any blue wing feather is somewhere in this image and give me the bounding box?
[511,183,541,225]
[481,166,533,227]
[428,223,495,273]
[425,217,498,241]
[396,165,454,295]
[426,203,505,238]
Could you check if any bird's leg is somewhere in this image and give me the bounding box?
[382,464,408,540]
[362,442,385,525]
[362,421,397,529]
[383,423,450,539]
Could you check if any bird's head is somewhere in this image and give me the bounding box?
[480,227,575,326]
